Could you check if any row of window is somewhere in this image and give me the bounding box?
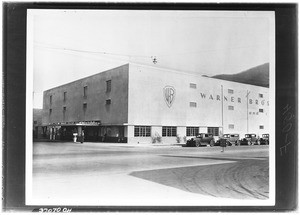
[189,83,264,98]
[134,126,178,137]
[49,100,112,115]
[49,80,112,105]
[228,124,264,129]
[189,102,264,113]
[134,125,265,137]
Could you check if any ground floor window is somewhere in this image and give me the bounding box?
[134,126,151,137]
[162,126,177,137]
[208,127,219,136]
[186,127,199,136]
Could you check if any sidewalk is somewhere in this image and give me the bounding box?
[81,142,186,148]
[34,139,186,147]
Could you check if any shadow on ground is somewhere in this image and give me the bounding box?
[130,156,269,200]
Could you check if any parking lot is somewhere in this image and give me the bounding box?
[31,142,270,206]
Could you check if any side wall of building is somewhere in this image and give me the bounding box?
[127,64,269,144]
[42,64,129,126]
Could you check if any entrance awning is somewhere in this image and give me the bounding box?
[47,121,101,127]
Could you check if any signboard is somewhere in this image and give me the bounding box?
[48,121,101,126]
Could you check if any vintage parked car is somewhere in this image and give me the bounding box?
[259,134,269,145]
[186,133,215,147]
[240,134,260,145]
[216,134,240,146]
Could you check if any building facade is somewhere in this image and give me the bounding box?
[42,63,269,144]
[33,108,44,139]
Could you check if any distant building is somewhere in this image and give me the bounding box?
[42,63,269,143]
[33,108,43,139]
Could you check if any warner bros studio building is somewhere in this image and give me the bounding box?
[41,63,269,144]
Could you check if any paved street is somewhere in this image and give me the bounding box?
[31,142,269,206]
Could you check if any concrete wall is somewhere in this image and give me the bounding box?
[127,64,269,142]
[42,64,129,126]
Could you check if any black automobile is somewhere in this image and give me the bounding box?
[259,134,269,145]
[240,134,260,145]
[215,134,240,146]
[186,133,215,147]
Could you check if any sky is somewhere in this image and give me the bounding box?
[28,10,274,108]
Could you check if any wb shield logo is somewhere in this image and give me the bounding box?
[164,86,176,108]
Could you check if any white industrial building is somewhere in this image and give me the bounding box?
[42,63,269,144]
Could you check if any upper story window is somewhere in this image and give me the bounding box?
[106,99,111,105]
[63,106,66,112]
[259,108,264,113]
[259,93,263,98]
[34,121,37,124]
[49,108,52,115]
[228,105,234,110]
[190,83,197,89]
[228,89,234,94]
[83,103,87,110]
[190,102,197,107]
[50,95,52,105]
[259,125,264,129]
[63,92,67,102]
[83,86,88,98]
[228,124,234,129]
[106,80,111,92]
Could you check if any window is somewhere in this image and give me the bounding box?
[34,121,37,124]
[259,108,264,113]
[259,93,263,98]
[83,86,88,98]
[190,102,197,107]
[83,103,87,110]
[228,105,234,110]
[259,125,264,129]
[49,109,52,115]
[63,92,67,101]
[134,126,151,137]
[190,83,197,89]
[63,107,66,120]
[106,80,111,92]
[186,127,199,136]
[162,126,177,137]
[228,89,234,94]
[207,127,219,136]
[106,99,111,105]
[228,124,234,129]
[50,95,52,105]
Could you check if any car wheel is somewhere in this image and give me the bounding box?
[210,140,215,147]
[195,141,200,147]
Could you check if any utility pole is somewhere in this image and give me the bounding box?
[221,85,224,134]
[246,90,250,133]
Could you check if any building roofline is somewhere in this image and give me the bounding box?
[44,62,269,92]
[128,62,270,89]
[44,64,129,92]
